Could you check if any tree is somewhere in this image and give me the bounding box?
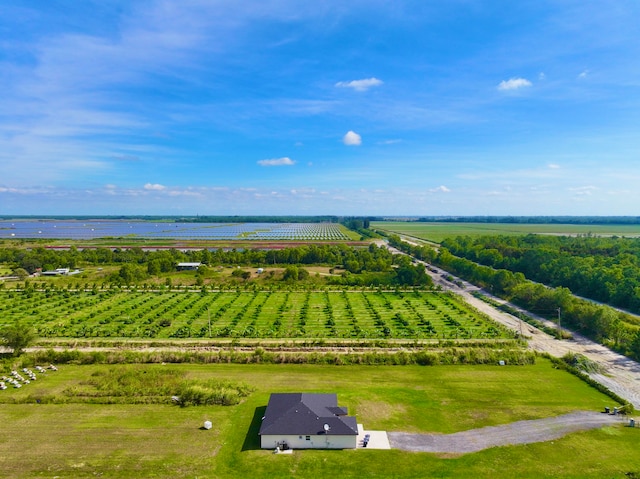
[1,321,37,356]
[629,330,640,361]
[282,265,299,282]
[232,269,251,281]
[12,268,29,280]
[117,264,147,285]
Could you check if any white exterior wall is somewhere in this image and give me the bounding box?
[261,434,356,450]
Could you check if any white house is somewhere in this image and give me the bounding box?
[41,268,70,276]
[259,393,358,450]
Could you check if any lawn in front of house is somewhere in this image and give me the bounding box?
[0,360,637,478]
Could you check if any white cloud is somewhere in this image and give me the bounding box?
[570,186,598,196]
[430,185,451,193]
[0,186,46,194]
[335,77,383,92]
[497,77,532,91]
[539,72,546,80]
[548,163,560,169]
[168,189,202,197]
[257,157,295,166]
[343,130,362,146]
[578,70,589,79]
[144,183,166,190]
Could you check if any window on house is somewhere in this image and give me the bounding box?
[306,436,311,441]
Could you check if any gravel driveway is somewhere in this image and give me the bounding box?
[388,411,624,453]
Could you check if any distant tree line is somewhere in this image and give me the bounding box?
[388,234,640,361]
[0,243,432,288]
[414,216,640,224]
[176,215,343,223]
[0,215,346,223]
[340,217,382,239]
[440,234,640,313]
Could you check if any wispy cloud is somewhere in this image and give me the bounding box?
[497,77,532,91]
[144,183,166,191]
[343,131,362,146]
[335,77,383,92]
[569,185,598,196]
[111,154,140,162]
[257,157,296,166]
[1,2,639,215]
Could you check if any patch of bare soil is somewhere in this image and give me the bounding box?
[388,411,624,453]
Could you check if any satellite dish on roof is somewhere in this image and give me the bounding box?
[323,424,330,432]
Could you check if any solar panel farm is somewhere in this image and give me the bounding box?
[0,220,353,241]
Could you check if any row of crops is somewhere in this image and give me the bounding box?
[1,290,510,340]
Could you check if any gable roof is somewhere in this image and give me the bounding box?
[259,393,358,436]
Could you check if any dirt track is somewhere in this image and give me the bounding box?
[388,411,625,453]
[459,291,640,409]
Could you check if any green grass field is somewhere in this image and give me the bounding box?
[373,221,640,243]
[1,360,638,478]
[0,290,509,340]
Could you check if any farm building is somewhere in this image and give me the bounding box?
[41,268,70,276]
[259,393,358,450]
[176,262,201,271]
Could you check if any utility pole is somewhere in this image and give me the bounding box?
[557,307,562,336]
[519,317,523,337]
[208,307,212,338]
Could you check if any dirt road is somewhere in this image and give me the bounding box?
[418,259,640,410]
[458,291,640,409]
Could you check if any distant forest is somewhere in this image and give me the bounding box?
[415,216,640,224]
[0,215,343,223]
[388,234,640,360]
[3,215,639,225]
[440,234,640,313]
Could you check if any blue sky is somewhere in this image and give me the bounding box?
[1,0,639,216]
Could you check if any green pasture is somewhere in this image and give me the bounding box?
[1,360,637,478]
[0,290,509,340]
[373,221,640,243]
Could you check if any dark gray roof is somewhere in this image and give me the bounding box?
[259,393,358,436]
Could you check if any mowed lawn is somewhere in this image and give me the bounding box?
[373,221,640,243]
[1,360,639,478]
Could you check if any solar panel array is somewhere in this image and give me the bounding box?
[0,221,350,240]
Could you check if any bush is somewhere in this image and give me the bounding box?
[0,321,37,356]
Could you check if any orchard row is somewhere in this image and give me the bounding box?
[1,290,509,340]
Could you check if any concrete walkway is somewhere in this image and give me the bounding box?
[357,424,391,449]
